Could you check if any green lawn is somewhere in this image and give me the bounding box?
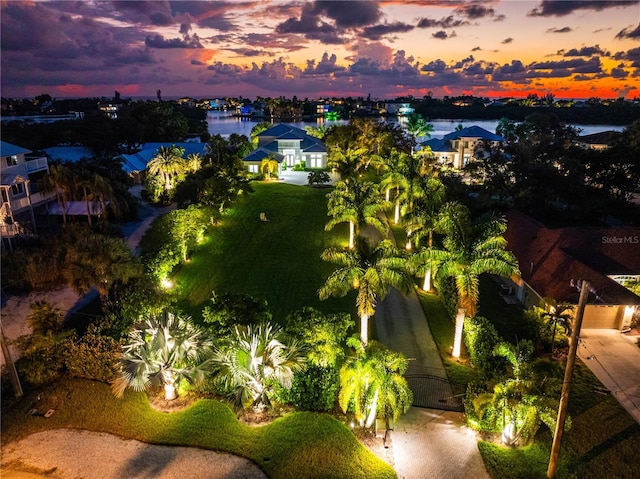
[168,182,356,322]
[1,379,395,479]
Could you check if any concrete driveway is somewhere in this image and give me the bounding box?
[577,329,640,424]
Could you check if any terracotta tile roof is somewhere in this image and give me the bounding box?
[504,210,640,305]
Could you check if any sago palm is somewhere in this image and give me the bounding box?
[319,237,412,344]
[112,311,213,400]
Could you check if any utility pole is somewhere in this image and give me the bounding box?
[547,280,590,478]
[0,323,23,398]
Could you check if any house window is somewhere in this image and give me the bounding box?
[248,164,258,173]
[11,183,24,196]
[6,155,18,167]
[310,154,323,168]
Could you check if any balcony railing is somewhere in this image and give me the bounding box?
[25,157,49,173]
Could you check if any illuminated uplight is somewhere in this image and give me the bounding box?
[502,423,515,444]
[161,278,174,289]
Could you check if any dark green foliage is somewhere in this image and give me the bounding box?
[464,316,507,379]
[202,292,271,339]
[308,170,331,186]
[26,301,64,335]
[14,332,71,386]
[1,238,66,293]
[435,275,458,320]
[285,365,339,411]
[285,307,353,367]
[62,323,122,383]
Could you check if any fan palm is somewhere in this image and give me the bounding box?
[319,237,412,344]
[409,203,519,356]
[210,322,306,410]
[147,145,186,191]
[112,311,213,400]
[326,180,388,249]
[339,339,413,428]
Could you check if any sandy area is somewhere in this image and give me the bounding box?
[0,429,268,479]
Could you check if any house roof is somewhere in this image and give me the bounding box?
[256,124,307,139]
[245,124,326,161]
[576,130,620,146]
[504,210,640,306]
[0,141,31,157]
[243,148,284,163]
[44,146,95,163]
[442,125,504,142]
[117,142,208,174]
[420,138,456,152]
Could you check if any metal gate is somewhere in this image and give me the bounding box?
[405,374,464,412]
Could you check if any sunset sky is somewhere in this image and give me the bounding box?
[1,0,639,100]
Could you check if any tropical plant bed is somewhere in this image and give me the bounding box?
[1,378,396,479]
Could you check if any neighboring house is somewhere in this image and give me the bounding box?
[97,101,122,119]
[503,210,640,330]
[116,142,209,183]
[384,102,414,116]
[0,141,54,244]
[243,124,327,173]
[420,125,505,169]
[575,131,621,150]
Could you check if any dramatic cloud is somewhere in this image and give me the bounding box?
[362,22,414,40]
[145,33,204,49]
[1,1,638,99]
[616,24,640,40]
[560,45,609,56]
[528,1,638,17]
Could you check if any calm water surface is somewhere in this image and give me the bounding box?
[206,113,625,138]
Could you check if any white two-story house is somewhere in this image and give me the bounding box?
[420,125,505,169]
[243,124,327,173]
[1,141,54,246]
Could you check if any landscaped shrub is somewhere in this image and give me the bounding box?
[202,292,272,340]
[464,316,507,379]
[14,332,71,386]
[62,323,122,383]
[283,364,339,411]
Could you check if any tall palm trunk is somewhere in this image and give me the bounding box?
[360,314,369,345]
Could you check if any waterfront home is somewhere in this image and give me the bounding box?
[243,124,327,173]
[420,125,505,169]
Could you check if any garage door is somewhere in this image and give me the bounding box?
[582,305,619,329]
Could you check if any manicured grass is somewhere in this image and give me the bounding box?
[1,379,395,479]
[167,182,356,322]
[415,290,478,394]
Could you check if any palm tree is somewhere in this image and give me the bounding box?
[210,322,306,410]
[260,155,279,181]
[90,173,116,220]
[40,163,73,224]
[339,339,413,428]
[474,341,562,445]
[112,311,213,400]
[409,203,519,357]
[185,153,201,174]
[327,145,367,185]
[26,300,64,334]
[147,145,186,191]
[405,113,434,146]
[64,233,141,303]
[540,299,574,354]
[325,180,388,249]
[319,237,412,344]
